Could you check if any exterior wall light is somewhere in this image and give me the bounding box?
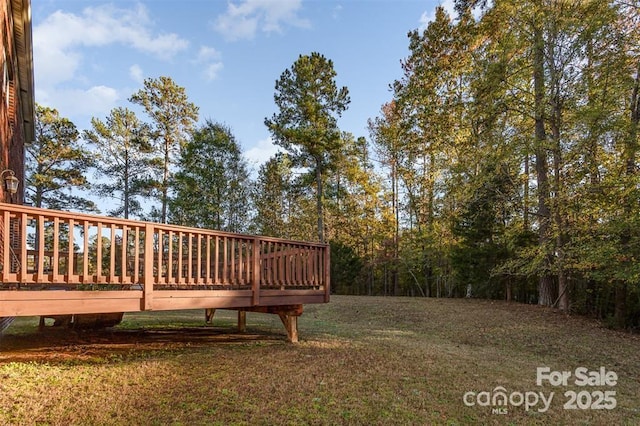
[0,169,19,194]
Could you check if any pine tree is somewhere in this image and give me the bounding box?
[265,52,350,243]
[170,120,250,233]
[26,104,96,211]
[129,76,199,223]
[84,107,154,219]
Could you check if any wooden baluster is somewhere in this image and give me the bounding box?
[230,238,236,286]
[167,231,173,285]
[96,222,103,282]
[196,234,202,286]
[214,236,220,285]
[52,217,59,282]
[177,232,184,286]
[120,226,128,284]
[143,223,154,310]
[238,238,242,285]
[296,245,302,288]
[109,224,116,282]
[36,215,44,283]
[223,236,228,285]
[287,244,293,288]
[252,237,260,306]
[19,213,27,283]
[2,211,10,281]
[82,221,89,283]
[265,241,271,287]
[312,247,318,287]
[205,235,211,286]
[278,243,285,290]
[134,226,140,285]
[187,233,193,286]
[156,229,163,286]
[307,248,313,287]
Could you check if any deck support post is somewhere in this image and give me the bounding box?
[278,312,298,343]
[238,310,246,333]
[142,223,155,311]
[228,305,302,343]
[205,308,215,323]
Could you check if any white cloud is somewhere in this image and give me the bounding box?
[204,62,224,81]
[244,137,281,168]
[197,46,222,62]
[193,46,223,81]
[332,5,343,20]
[419,0,456,30]
[33,4,189,87]
[129,64,144,83]
[36,85,120,119]
[419,0,487,29]
[213,0,310,41]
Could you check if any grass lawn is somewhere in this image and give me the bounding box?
[0,295,639,425]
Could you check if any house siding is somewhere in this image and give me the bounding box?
[0,0,32,205]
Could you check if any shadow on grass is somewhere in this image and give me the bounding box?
[0,325,287,364]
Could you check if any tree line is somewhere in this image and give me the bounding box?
[26,0,640,329]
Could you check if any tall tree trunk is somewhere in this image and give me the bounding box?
[34,161,44,208]
[315,163,324,243]
[614,283,628,328]
[552,133,568,311]
[524,149,529,230]
[161,138,170,224]
[392,160,399,296]
[616,60,640,327]
[550,56,568,311]
[533,24,555,306]
[124,153,130,220]
[424,261,433,298]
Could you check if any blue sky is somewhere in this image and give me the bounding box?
[32,0,453,171]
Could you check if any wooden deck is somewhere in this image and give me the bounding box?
[0,203,329,341]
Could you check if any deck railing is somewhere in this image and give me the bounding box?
[0,203,329,317]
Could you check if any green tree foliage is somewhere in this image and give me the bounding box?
[251,153,290,238]
[265,52,350,242]
[382,6,477,297]
[251,153,316,240]
[26,104,96,211]
[359,0,640,327]
[84,107,155,219]
[451,160,516,299]
[368,102,404,296]
[330,240,364,295]
[129,76,199,223]
[326,0,640,326]
[170,120,250,232]
[468,0,639,318]
[325,134,387,294]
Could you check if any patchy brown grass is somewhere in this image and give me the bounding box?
[1,296,639,425]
